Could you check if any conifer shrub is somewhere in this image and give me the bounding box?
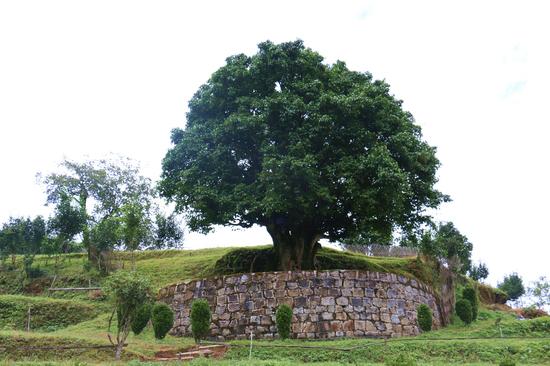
[190,299,211,343]
[462,286,478,321]
[417,304,432,332]
[131,302,152,335]
[276,304,293,340]
[151,302,174,339]
[456,299,473,324]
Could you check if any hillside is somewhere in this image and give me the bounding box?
[1,246,546,365]
[0,246,438,294]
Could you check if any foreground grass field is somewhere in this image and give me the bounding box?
[1,247,548,365]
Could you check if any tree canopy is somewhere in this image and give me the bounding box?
[160,40,446,270]
[498,273,525,302]
[40,156,183,270]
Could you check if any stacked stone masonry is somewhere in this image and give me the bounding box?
[158,270,443,340]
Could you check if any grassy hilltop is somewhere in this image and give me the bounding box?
[0,246,549,365]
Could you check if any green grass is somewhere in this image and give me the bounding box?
[222,314,550,364]
[0,295,103,331]
[1,246,432,294]
[1,246,547,365]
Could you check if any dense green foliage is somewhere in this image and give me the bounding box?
[462,286,479,321]
[498,273,525,302]
[404,222,472,274]
[0,216,46,277]
[151,302,174,339]
[276,304,293,339]
[190,299,211,343]
[468,262,489,282]
[417,304,432,332]
[0,295,98,331]
[528,276,549,309]
[131,302,152,335]
[39,157,183,272]
[456,299,473,324]
[160,40,446,270]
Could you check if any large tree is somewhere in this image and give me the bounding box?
[160,40,446,270]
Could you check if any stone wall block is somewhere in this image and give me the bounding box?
[159,269,447,340]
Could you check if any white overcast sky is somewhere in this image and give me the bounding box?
[0,1,548,288]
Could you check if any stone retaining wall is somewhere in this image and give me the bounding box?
[158,270,444,340]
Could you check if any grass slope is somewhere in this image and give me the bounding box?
[0,295,102,331]
[0,246,541,365]
[1,246,432,293]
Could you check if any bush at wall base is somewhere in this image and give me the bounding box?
[131,302,152,335]
[462,286,479,321]
[455,299,473,325]
[416,304,432,332]
[276,304,292,340]
[190,299,212,343]
[151,303,174,339]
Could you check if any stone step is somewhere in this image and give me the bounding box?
[198,344,225,350]
[156,356,194,361]
[177,349,213,358]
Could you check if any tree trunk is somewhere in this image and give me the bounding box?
[114,342,124,360]
[266,222,321,271]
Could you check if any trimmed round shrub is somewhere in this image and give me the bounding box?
[131,302,152,335]
[462,286,478,321]
[151,303,174,339]
[276,304,293,340]
[456,299,473,324]
[417,304,432,332]
[190,299,211,343]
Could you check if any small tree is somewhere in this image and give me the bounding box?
[528,276,550,309]
[104,271,152,360]
[151,303,174,339]
[498,273,525,303]
[455,299,473,325]
[276,304,293,339]
[417,304,432,332]
[469,262,489,282]
[190,299,211,343]
[131,302,152,335]
[462,286,479,321]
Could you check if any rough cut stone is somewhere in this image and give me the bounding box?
[159,269,447,341]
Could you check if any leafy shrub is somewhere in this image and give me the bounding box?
[462,286,478,321]
[151,302,174,339]
[385,354,417,366]
[132,302,152,335]
[276,304,293,340]
[190,299,211,343]
[417,304,432,332]
[456,299,473,324]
